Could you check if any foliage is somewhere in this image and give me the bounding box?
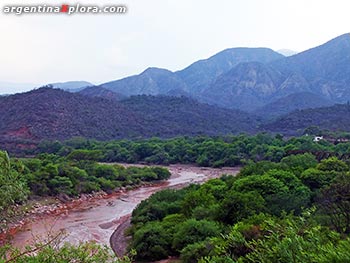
[21,156,171,197]
[0,151,28,211]
[32,133,348,168]
[317,173,350,234]
[129,153,350,262]
[0,151,171,211]
[1,239,134,263]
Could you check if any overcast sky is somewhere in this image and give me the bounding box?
[0,0,349,93]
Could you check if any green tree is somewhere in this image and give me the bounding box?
[172,219,221,251]
[318,174,350,234]
[131,222,170,261]
[0,151,28,211]
[317,157,348,173]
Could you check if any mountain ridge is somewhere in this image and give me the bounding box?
[0,88,259,151]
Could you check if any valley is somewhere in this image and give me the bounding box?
[9,164,239,254]
[2,33,350,263]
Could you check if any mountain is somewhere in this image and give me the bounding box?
[50,81,93,92]
[176,48,284,94]
[202,62,285,111]
[121,95,258,136]
[100,48,284,97]
[3,34,350,147]
[0,88,258,151]
[202,33,350,112]
[101,33,350,114]
[271,33,350,101]
[262,103,350,135]
[79,86,126,101]
[101,68,187,96]
[253,92,334,119]
[98,34,350,115]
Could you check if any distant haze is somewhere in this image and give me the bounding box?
[0,81,39,94]
[0,0,350,94]
[277,49,298,57]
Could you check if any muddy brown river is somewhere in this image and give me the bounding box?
[11,164,240,251]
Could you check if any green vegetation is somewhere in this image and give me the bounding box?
[0,150,169,262]
[21,155,170,197]
[1,239,134,263]
[128,153,350,262]
[0,152,28,212]
[35,133,350,168]
[0,150,170,216]
[3,133,350,262]
[264,104,350,135]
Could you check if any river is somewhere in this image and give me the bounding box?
[10,164,240,252]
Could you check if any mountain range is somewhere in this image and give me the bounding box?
[96,33,350,114]
[100,48,284,102]
[1,33,350,150]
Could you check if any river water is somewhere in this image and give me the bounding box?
[11,164,239,250]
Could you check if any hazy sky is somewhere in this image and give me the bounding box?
[0,0,349,93]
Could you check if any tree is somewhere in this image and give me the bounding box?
[0,151,28,211]
[172,219,221,251]
[180,240,213,263]
[280,153,317,177]
[243,215,350,263]
[131,222,170,261]
[233,170,311,215]
[218,190,265,224]
[318,174,350,234]
[300,168,330,191]
[317,157,348,173]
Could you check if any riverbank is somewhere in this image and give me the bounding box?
[6,164,240,252]
[109,165,240,258]
[0,190,118,245]
[0,180,162,246]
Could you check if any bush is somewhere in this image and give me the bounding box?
[172,219,221,251]
[132,222,170,261]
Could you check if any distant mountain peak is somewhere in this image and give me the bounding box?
[277,49,298,57]
[141,67,174,75]
[50,81,93,92]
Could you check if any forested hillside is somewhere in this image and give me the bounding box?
[0,88,258,152]
[263,104,350,134]
[128,154,350,262]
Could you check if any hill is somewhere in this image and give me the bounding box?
[78,86,126,101]
[262,103,350,134]
[0,88,146,143]
[0,88,258,151]
[121,95,258,136]
[253,92,334,119]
